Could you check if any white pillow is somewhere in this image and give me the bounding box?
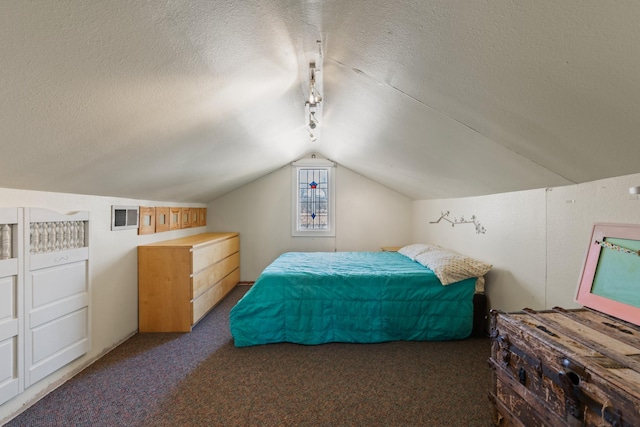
[397,243,442,261]
[414,249,492,285]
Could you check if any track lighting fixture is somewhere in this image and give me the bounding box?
[307,65,323,107]
[305,60,322,142]
[307,127,317,143]
[308,111,318,129]
[303,41,323,142]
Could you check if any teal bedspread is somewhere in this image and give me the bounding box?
[230,251,476,347]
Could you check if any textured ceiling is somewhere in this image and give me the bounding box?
[1,1,640,202]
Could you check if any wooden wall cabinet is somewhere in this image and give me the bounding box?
[138,232,239,332]
[199,208,207,226]
[138,206,155,235]
[169,208,181,230]
[155,207,170,233]
[181,208,191,228]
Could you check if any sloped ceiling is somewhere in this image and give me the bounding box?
[1,1,640,202]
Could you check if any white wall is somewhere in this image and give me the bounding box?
[413,189,547,312]
[413,172,640,312]
[545,174,640,308]
[207,164,413,280]
[0,187,205,423]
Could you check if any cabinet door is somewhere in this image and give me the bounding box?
[0,208,22,405]
[199,208,207,226]
[24,209,89,388]
[0,267,20,405]
[181,208,192,228]
[169,208,181,230]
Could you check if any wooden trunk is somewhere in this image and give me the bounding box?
[488,307,640,427]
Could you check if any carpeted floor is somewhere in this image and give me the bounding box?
[6,286,493,426]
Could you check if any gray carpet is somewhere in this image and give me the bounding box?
[6,286,493,426]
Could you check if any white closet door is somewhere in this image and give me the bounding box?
[0,208,22,406]
[24,208,89,388]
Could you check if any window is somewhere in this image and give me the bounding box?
[292,158,335,237]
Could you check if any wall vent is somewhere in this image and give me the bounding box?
[111,206,139,231]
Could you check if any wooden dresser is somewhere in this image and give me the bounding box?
[138,232,239,332]
[489,308,640,426]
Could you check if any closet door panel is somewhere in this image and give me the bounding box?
[29,247,88,271]
[29,293,88,330]
[0,337,19,406]
[0,276,16,328]
[29,262,87,327]
[0,339,16,381]
[28,308,88,385]
[0,277,18,363]
[31,308,88,364]
[0,259,18,279]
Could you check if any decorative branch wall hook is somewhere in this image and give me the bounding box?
[429,211,486,234]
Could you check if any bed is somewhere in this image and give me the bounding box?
[230,245,491,347]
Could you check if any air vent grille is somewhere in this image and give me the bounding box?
[111,206,139,230]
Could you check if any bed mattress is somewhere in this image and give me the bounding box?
[230,251,477,347]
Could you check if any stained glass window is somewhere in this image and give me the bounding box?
[291,161,335,237]
[297,169,328,231]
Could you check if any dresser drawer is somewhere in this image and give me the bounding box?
[192,267,240,324]
[221,236,239,258]
[192,242,221,273]
[192,235,239,272]
[192,252,240,299]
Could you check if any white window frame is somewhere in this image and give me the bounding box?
[291,158,336,237]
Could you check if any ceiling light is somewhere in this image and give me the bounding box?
[307,127,317,142]
[308,67,323,106]
[308,111,319,130]
[305,63,322,141]
[305,42,323,142]
[306,64,323,108]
